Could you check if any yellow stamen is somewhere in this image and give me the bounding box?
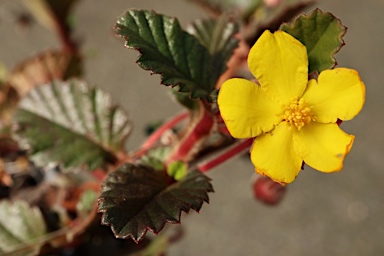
[282,98,316,130]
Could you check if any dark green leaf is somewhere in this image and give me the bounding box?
[115,10,222,100]
[0,200,47,256]
[281,9,346,73]
[98,163,213,242]
[14,80,132,170]
[172,88,200,111]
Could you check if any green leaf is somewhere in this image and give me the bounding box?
[172,89,200,111]
[98,163,213,242]
[115,9,223,100]
[167,161,187,181]
[138,147,170,171]
[189,16,239,80]
[0,200,47,256]
[76,189,98,219]
[243,0,316,45]
[14,80,132,170]
[281,9,346,73]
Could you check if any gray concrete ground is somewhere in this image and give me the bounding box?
[1,0,383,255]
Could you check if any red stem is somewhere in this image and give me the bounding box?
[135,111,189,157]
[166,104,214,164]
[197,138,253,172]
[53,18,78,55]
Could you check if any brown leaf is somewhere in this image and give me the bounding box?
[6,50,81,97]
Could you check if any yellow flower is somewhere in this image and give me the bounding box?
[218,30,365,184]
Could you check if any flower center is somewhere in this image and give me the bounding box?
[282,98,316,130]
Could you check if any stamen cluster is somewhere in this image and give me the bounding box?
[282,98,316,130]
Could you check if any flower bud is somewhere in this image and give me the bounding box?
[252,176,286,205]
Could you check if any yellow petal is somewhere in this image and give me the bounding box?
[293,122,354,173]
[248,30,308,104]
[218,78,282,138]
[250,122,302,184]
[303,68,366,123]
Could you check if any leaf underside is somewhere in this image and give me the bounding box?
[98,163,214,242]
[281,8,346,73]
[115,9,227,100]
[14,80,131,170]
[0,200,47,256]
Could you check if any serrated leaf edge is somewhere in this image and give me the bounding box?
[98,170,213,243]
[280,8,347,69]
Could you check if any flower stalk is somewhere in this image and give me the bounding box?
[197,138,253,172]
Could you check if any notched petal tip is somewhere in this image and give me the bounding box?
[248,30,308,105]
[303,68,366,124]
[218,78,281,139]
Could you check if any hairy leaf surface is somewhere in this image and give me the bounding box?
[281,9,346,73]
[115,9,228,100]
[0,200,47,256]
[98,163,213,242]
[14,80,131,170]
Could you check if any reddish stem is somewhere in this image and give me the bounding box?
[53,18,78,55]
[197,138,253,172]
[166,104,215,164]
[135,111,189,157]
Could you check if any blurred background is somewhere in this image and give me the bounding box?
[0,0,383,255]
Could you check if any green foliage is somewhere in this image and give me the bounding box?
[172,88,200,111]
[189,16,239,79]
[139,147,171,171]
[14,80,131,170]
[281,9,346,73]
[0,200,47,256]
[167,161,188,180]
[76,189,98,219]
[115,10,237,101]
[98,163,213,242]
